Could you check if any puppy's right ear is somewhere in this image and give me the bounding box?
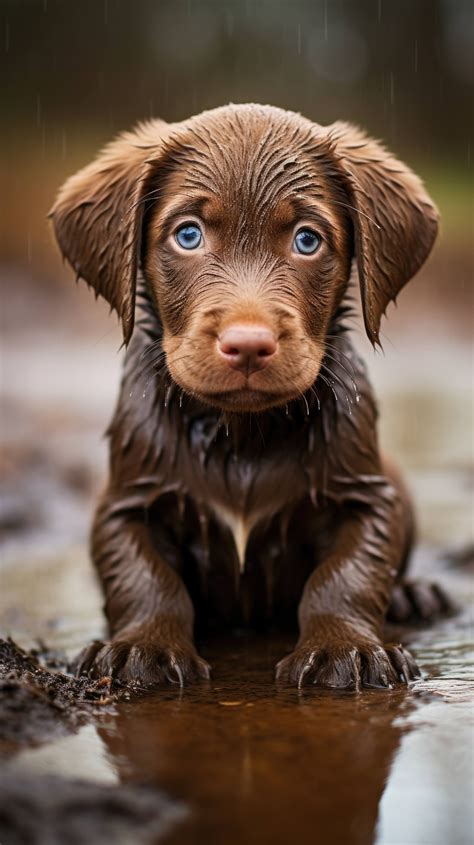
[49,120,171,345]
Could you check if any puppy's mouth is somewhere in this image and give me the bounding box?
[198,386,290,413]
[164,330,323,413]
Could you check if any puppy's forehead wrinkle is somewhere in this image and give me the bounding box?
[207,251,293,290]
[166,113,328,226]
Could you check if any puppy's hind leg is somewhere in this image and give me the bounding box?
[383,455,454,624]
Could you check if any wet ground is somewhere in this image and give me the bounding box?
[1,286,473,844]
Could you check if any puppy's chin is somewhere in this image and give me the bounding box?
[171,378,317,413]
[167,355,322,413]
[195,388,294,413]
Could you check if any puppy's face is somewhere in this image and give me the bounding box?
[51,104,439,408]
[144,112,352,412]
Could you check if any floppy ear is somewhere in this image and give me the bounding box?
[49,120,171,345]
[325,122,439,345]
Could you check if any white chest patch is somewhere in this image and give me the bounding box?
[209,503,258,573]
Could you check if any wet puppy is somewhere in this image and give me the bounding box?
[51,104,444,689]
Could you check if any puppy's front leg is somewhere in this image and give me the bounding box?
[74,493,210,686]
[276,487,420,689]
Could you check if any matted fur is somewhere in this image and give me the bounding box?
[50,105,444,690]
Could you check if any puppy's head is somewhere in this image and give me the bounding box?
[51,104,438,413]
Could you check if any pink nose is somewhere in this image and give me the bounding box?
[218,324,278,375]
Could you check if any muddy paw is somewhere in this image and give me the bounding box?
[387,579,453,623]
[73,636,210,687]
[275,640,420,690]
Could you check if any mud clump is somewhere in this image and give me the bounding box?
[0,639,129,749]
[0,640,187,844]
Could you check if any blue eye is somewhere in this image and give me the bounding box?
[175,223,203,250]
[293,228,321,255]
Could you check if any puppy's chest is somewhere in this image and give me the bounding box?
[187,447,309,570]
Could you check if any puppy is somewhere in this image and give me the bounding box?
[51,104,444,689]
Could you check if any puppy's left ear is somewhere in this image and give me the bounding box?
[325,122,439,345]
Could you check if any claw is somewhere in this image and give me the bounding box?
[279,637,418,691]
[199,659,211,680]
[71,637,208,687]
[298,651,317,689]
[170,656,184,687]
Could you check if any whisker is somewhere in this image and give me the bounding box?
[320,364,353,413]
[324,199,381,230]
[323,350,360,399]
[323,341,357,375]
[317,371,339,404]
[139,340,164,362]
[308,385,321,411]
[137,353,194,392]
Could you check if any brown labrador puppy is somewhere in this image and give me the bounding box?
[51,104,445,689]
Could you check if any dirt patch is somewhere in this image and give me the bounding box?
[0,639,133,750]
[0,640,188,843]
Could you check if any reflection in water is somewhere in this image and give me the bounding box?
[95,636,414,845]
[2,548,473,845]
[9,723,119,785]
[378,698,474,845]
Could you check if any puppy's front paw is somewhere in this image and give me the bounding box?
[73,634,210,687]
[275,639,420,690]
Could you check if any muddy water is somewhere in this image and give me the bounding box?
[2,547,472,845]
[1,318,473,844]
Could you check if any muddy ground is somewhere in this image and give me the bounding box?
[1,277,473,845]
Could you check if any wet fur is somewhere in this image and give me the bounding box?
[51,104,443,689]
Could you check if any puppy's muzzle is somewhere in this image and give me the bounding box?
[217,323,278,376]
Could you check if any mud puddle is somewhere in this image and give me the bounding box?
[0,546,472,845]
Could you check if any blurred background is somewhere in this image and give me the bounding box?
[1,0,473,646]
